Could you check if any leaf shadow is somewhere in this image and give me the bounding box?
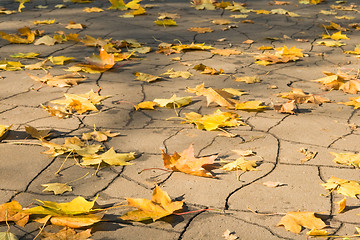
[340,205,360,213]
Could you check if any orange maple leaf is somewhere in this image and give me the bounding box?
[161,144,217,178]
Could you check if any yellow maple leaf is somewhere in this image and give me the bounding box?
[210,48,242,56]
[234,100,269,111]
[338,96,360,109]
[134,72,161,82]
[220,157,258,171]
[81,147,135,166]
[187,83,234,108]
[182,109,245,131]
[121,185,183,221]
[135,101,157,110]
[188,27,214,33]
[322,31,349,40]
[153,94,192,108]
[161,144,217,178]
[154,19,177,26]
[83,7,104,12]
[277,211,327,234]
[41,183,72,195]
[321,176,360,198]
[48,56,75,65]
[331,152,360,168]
[0,27,35,44]
[33,19,55,25]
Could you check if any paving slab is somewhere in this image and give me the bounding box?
[0,0,360,239]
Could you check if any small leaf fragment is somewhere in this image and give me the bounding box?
[41,183,73,195]
[134,72,161,82]
[221,157,258,171]
[337,197,346,213]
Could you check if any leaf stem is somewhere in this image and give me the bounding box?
[65,172,89,184]
[55,151,72,175]
[173,208,216,215]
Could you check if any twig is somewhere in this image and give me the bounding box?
[247,206,285,216]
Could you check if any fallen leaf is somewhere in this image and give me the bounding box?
[323,21,348,31]
[229,14,248,18]
[232,149,256,157]
[222,88,247,96]
[233,100,269,112]
[10,52,39,58]
[193,63,223,75]
[316,40,345,47]
[50,90,110,114]
[162,144,217,178]
[134,72,161,82]
[321,176,360,198]
[81,147,135,166]
[242,39,254,44]
[135,101,157,110]
[212,19,231,25]
[188,27,214,33]
[221,157,258,171]
[306,229,329,236]
[241,19,254,24]
[158,12,180,19]
[182,109,245,131]
[34,35,57,46]
[186,83,234,108]
[277,211,327,234]
[120,185,183,221]
[81,47,115,73]
[0,60,24,71]
[299,0,323,4]
[192,0,216,10]
[41,228,92,240]
[162,69,193,79]
[41,105,71,119]
[83,7,104,12]
[223,229,238,240]
[154,19,177,26]
[0,201,29,227]
[337,197,346,213]
[211,48,242,56]
[263,181,287,188]
[255,46,303,65]
[27,72,86,88]
[331,152,360,168]
[25,196,103,228]
[278,88,331,104]
[299,148,317,163]
[48,56,75,65]
[82,125,120,142]
[154,94,192,108]
[258,46,273,50]
[338,96,360,109]
[322,31,349,40]
[25,125,52,140]
[33,19,55,25]
[41,183,72,195]
[273,100,296,114]
[0,26,34,44]
[234,76,261,84]
[344,47,360,55]
[80,35,109,47]
[0,125,12,138]
[43,135,99,157]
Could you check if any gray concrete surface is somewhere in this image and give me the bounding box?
[0,0,360,239]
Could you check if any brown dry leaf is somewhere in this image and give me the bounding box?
[331,152,360,168]
[242,39,254,44]
[80,35,109,47]
[186,83,234,108]
[162,144,217,178]
[255,46,303,65]
[82,125,120,142]
[263,181,287,188]
[25,125,52,140]
[277,211,327,234]
[299,148,317,163]
[241,19,254,24]
[321,176,360,198]
[274,100,296,114]
[188,27,214,33]
[66,21,86,29]
[212,19,231,25]
[34,35,57,46]
[273,1,291,5]
[134,72,161,82]
[323,21,348,31]
[278,88,331,104]
[27,72,86,88]
[41,105,71,119]
[83,7,104,12]
[193,63,223,75]
[223,229,238,240]
[120,185,183,222]
[234,76,261,84]
[41,228,92,240]
[337,197,346,213]
[0,201,29,227]
[211,48,242,56]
